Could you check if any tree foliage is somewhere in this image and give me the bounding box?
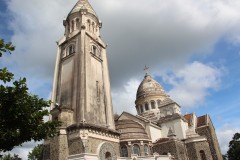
[0,39,15,57]
[28,144,43,160]
[0,153,21,160]
[227,132,240,160]
[222,154,227,160]
[0,39,61,152]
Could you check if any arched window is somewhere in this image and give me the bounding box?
[151,101,156,109]
[200,150,207,160]
[67,45,75,56]
[140,105,144,113]
[71,20,75,32]
[120,145,128,157]
[132,144,140,155]
[145,103,149,111]
[105,152,112,160]
[92,22,95,33]
[67,22,70,33]
[157,100,161,107]
[91,45,101,58]
[87,19,91,31]
[144,145,149,156]
[92,45,97,55]
[137,106,141,114]
[76,18,80,29]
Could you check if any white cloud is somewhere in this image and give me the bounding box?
[5,141,41,160]
[3,0,240,91]
[112,79,140,114]
[161,61,222,108]
[112,61,223,113]
[216,124,240,154]
[4,0,76,78]
[94,0,240,87]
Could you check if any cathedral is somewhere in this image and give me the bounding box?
[42,0,223,160]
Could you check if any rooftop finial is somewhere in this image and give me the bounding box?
[144,65,149,76]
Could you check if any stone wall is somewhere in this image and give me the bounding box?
[42,143,50,160]
[68,137,84,155]
[87,137,120,156]
[197,125,223,160]
[185,141,212,160]
[46,108,73,160]
[175,140,187,160]
[153,140,187,160]
[48,134,69,160]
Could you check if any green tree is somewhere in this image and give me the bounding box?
[0,153,21,160]
[0,39,15,57]
[28,144,43,160]
[227,132,240,160]
[0,39,61,152]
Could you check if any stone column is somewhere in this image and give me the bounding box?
[127,142,132,157]
[50,107,74,160]
[140,141,145,156]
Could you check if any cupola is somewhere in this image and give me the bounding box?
[136,74,167,100]
[135,71,168,115]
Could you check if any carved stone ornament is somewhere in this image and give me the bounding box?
[98,142,117,160]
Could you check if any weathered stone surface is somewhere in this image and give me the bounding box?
[196,115,223,160]
[68,137,84,155]
[47,0,119,159]
[42,144,50,160]
[153,139,187,160]
[50,134,69,160]
[98,142,117,160]
[186,140,213,160]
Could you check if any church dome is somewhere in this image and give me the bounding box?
[115,119,150,141]
[69,0,97,17]
[136,74,167,99]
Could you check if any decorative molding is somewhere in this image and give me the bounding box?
[97,142,117,160]
[67,123,120,136]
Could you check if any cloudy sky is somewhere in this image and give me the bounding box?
[1,0,240,159]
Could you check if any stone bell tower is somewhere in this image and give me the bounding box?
[44,0,120,159]
[52,0,115,129]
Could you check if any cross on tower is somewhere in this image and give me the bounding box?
[144,65,149,75]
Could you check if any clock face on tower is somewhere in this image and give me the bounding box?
[98,142,117,160]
